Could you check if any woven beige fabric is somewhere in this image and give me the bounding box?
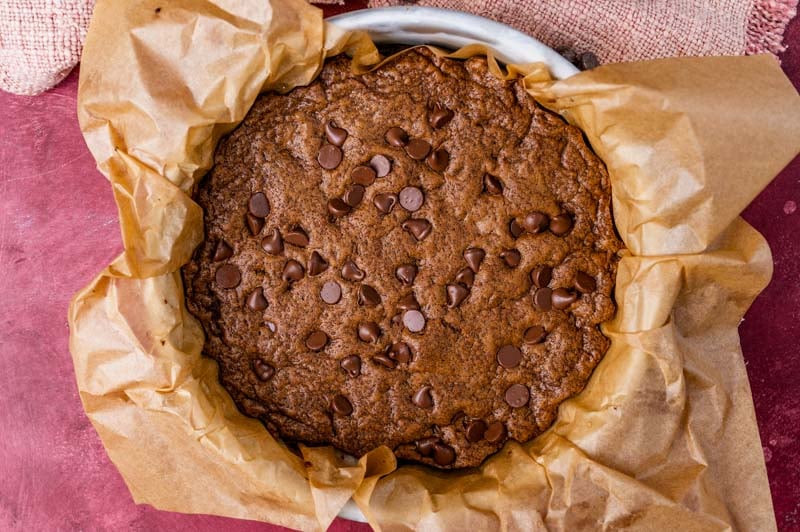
[371,0,797,63]
[0,0,94,95]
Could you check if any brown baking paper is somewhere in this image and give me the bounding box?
[69,0,800,530]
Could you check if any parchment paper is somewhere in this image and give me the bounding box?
[69,0,800,530]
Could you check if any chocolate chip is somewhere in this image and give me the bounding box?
[524,325,547,344]
[248,192,270,217]
[484,421,507,443]
[446,284,469,308]
[403,310,426,332]
[575,271,597,293]
[252,359,274,381]
[429,104,454,128]
[317,144,343,169]
[373,193,398,214]
[579,51,600,70]
[496,345,522,369]
[522,211,549,233]
[551,288,577,310]
[433,443,455,466]
[284,226,309,247]
[465,420,487,443]
[406,139,431,160]
[261,228,283,255]
[550,213,573,236]
[416,436,439,456]
[370,154,392,177]
[213,240,233,261]
[246,213,264,236]
[483,174,503,195]
[509,219,524,238]
[455,267,474,288]
[246,287,268,311]
[343,184,365,207]
[357,322,380,343]
[500,249,521,268]
[451,411,466,424]
[265,320,277,333]
[385,126,409,147]
[412,386,434,408]
[305,330,328,351]
[320,281,341,304]
[325,121,348,146]
[331,394,353,416]
[373,353,397,369]
[395,264,417,285]
[340,355,361,377]
[505,384,530,407]
[399,186,425,212]
[215,264,241,289]
[426,148,449,172]
[341,260,365,281]
[352,165,377,186]
[308,251,328,276]
[358,284,381,307]
[533,287,553,311]
[530,265,553,288]
[327,198,351,217]
[388,342,412,364]
[282,259,304,283]
[463,247,486,272]
[402,218,432,241]
[397,293,420,311]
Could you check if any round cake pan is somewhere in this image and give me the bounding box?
[325,6,577,522]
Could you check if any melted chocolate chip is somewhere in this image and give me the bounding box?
[429,104,454,128]
[261,228,283,255]
[455,267,474,288]
[305,330,328,351]
[357,322,380,343]
[524,325,547,345]
[308,251,329,276]
[426,148,449,172]
[575,271,597,293]
[433,443,455,466]
[246,287,268,311]
[340,355,361,377]
[331,394,353,416]
[550,213,573,236]
[416,436,439,456]
[464,247,486,272]
[343,184,365,207]
[483,174,503,195]
[484,421,507,443]
[412,386,434,408]
[282,259,304,283]
[373,193,398,214]
[317,144,343,169]
[530,265,553,288]
[252,359,274,381]
[248,192,270,217]
[509,219,524,238]
[533,287,553,311]
[500,249,521,268]
[446,283,469,308]
[505,384,530,407]
[370,154,392,177]
[352,165,376,186]
[397,293,420,311]
[213,240,233,262]
[523,211,549,233]
[406,139,431,160]
[385,126,409,147]
[465,420,487,443]
[496,345,522,369]
[325,121,348,146]
[358,284,381,307]
[327,198,351,217]
[551,288,577,309]
[395,264,417,285]
[374,353,397,369]
[216,264,241,289]
[246,213,265,236]
[341,260,365,281]
[388,342,412,364]
[320,281,341,304]
[402,218,432,241]
[399,186,425,212]
[284,226,309,247]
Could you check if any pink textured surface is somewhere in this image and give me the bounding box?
[1,4,798,531]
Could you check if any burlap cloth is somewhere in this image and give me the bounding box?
[1,0,797,95]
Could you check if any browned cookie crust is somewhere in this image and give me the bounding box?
[182,48,623,469]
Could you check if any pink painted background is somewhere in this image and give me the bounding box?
[1,3,799,530]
